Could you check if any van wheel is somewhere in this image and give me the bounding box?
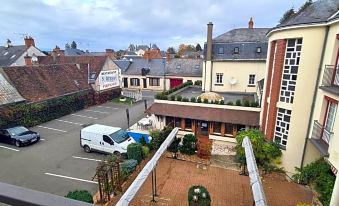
[84,145,91,153]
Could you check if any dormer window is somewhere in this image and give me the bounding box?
[218,47,224,54]
[195,65,200,69]
[176,65,181,69]
[233,47,239,54]
[256,47,261,53]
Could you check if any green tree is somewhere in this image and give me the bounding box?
[195,43,202,51]
[279,8,295,24]
[71,41,77,49]
[167,47,176,54]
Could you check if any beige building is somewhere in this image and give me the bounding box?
[203,18,268,96]
[260,1,339,205]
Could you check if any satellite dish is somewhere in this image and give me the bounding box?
[229,77,238,85]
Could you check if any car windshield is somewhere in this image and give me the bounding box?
[109,129,129,143]
[7,126,29,136]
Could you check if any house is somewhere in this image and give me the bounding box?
[38,55,121,93]
[0,73,25,107]
[143,49,163,59]
[115,58,166,91]
[0,37,46,67]
[260,0,339,204]
[203,18,269,94]
[165,58,202,89]
[135,45,150,56]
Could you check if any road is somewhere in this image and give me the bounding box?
[0,95,154,197]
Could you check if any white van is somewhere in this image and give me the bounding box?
[80,124,135,155]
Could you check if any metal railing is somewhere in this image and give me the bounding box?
[322,65,339,87]
[121,90,142,102]
[311,120,333,144]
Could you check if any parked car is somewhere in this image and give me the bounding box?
[80,124,135,155]
[0,126,40,147]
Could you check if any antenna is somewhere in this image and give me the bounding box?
[14,33,29,38]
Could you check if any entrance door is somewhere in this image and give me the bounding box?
[143,78,147,88]
[170,78,183,89]
[123,78,128,88]
[196,121,209,137]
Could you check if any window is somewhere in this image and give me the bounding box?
[176,65,181,69]
[256,47,261,53]
[185,119,192,130]
[218,47,224,54]
[175,118,181,128]
[274,108,292,147]
[195,65,200,70]
[149,78,160,86]
[103,135,114,145]
[216,73,223,84]
[323,100,337,143]
[233,47,239,54]
[130,78,140,86]
[248,74,256,86]
[213,122,221,134]
[225,123,233,136]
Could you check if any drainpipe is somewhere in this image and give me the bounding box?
[300,26,329,169]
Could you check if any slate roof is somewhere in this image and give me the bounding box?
[165,59,202,77]
[114,59,131,72]
[64,48,86,56]
[213,28,270,43]
[2,64,91,103]
[276,0,339,29]
[0,73,25,106]
[118,58,165,76]
[0,45,27,67]
[136,45,149,51]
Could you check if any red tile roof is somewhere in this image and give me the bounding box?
[146,103,260,126]
[143,49,162,59]
[2,64,91,103]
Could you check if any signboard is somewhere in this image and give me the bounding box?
[98,70,119,90]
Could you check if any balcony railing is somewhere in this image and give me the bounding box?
[310,120,332,156]
[321,65,339,87]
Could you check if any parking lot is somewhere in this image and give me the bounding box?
[0,95,153,197]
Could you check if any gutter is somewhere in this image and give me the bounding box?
[300,25,329,169]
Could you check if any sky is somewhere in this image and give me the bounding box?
[0,0,306,52]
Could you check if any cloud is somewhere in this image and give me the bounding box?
[0,0,306,51]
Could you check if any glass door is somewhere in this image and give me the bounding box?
[323,101,337,143]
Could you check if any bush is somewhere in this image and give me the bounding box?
[213,100,219,104]
[235,129,282,172]
[170,95,176,101]
[182,97,189,102]
[293,159,335,206]
[197,97,202,103]
[203,98,209,104]
[65,190,93,203]
[179,134,196,155]
[176,95,182,101]
[127,143,143,163]
[188,185,211,206]
[120,159,138,174]
[142,146,150,158]
[194,80,202,86]
[139,136,147,146]
[243,99,250,107]
[235,99,242,106]
[155,93,168,100]
[190,97,196,102]
[226,101,234,105]
[168,138,181,153]
[250,101,259,107]
[219,100,224,105]
[150,126,173,149]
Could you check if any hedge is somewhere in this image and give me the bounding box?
[120,159,138,175]
[127,143,143,163]
[154,82,193,99]
[65,190,93,203]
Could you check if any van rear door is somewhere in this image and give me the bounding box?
[101,135,115,154]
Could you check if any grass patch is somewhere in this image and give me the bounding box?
[112,96,134,105]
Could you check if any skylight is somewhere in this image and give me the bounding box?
[195,65,200,69]
[10,54,16,59]
[176,65,181,69]
[4,51,8,56]
[256,47,261,53]
[234,47,239,54]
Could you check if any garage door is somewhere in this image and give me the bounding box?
[170,78,183,89]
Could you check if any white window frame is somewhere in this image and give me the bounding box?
[130,78,140,86]
[149,78,160,86]
[216,73,223,84]
[248,74,256,86]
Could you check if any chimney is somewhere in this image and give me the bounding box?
[105,49,114,58]
[206,22,213,61]
[24,36,35,48]
[24,54,32,66]
[248,17,254,29]
[166,52,171,61]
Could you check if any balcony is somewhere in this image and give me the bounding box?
[319,65,339,95]
[309,120,332,156]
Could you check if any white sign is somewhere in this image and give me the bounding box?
[98,70,119,90]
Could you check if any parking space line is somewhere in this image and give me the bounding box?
[37,126,67,133]
[40,139,46,141]
[97,106,112,109]
[0,145,20,152]
[45,173,98,184]
[56,119,83,126]
[72,156,103,162]
[71,114,98,120]
[85,109,109,114]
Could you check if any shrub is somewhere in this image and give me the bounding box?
[213,100,219,104]
[179,134,196,155]
[197,97,202,103]
[197,140,212,159]
[170,95,176,101]
[235,129,282,172]
[203,98,209,104]
[150,126,173,149]
[142,146,150,158]
[120,159,138,174]
[168,138,181,153]
[235,99,242,106]
[188,185,211,206]
[139,136,147,146]
[194,80,202,86]
[250,101,259,107]
[182,97,189,102]
[190,97,196,102]
[226,101,234,105]
[293,159,335,206]
[127,143,143,163]
[176,95,182,101]
[243,99,250,107]
[106,154,118,165]
[65,190,93,203]
[155,93,168,100]
[219,100,224,105]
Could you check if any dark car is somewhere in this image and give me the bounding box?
[0,126,40,147]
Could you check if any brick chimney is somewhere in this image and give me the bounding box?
[24,36,35,48]
[248,17,254,29]
[206,22,213,61]
[24,54,32,66]
[105,49,114,58]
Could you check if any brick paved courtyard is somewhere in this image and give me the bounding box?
[123,157,313,206]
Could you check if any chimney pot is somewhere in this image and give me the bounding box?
[24,54,32,66]
[248,17,254,29]
[24,36,35,48]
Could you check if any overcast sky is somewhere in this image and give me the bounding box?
[0,0,306,52]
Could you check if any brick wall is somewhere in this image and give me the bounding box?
[263,39,287,140]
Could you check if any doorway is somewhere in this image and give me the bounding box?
[143,78,147,88]
[123,78,128,88]
[197,121,209,137]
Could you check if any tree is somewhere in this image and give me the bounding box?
[65,43,70,49]
[167,47,176,54]
[178,44,196,57]
[279,8,295,24]
[71,41,77,49]
[195,43,202,52]
[299,0,312,12]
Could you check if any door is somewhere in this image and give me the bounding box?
[101,135,115,153]
[323,101,337,143]
[123,78,128,88]
[143,78,147,88]
[170,78,183,89]
[0,129,11,144]
[196,121,209,137]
